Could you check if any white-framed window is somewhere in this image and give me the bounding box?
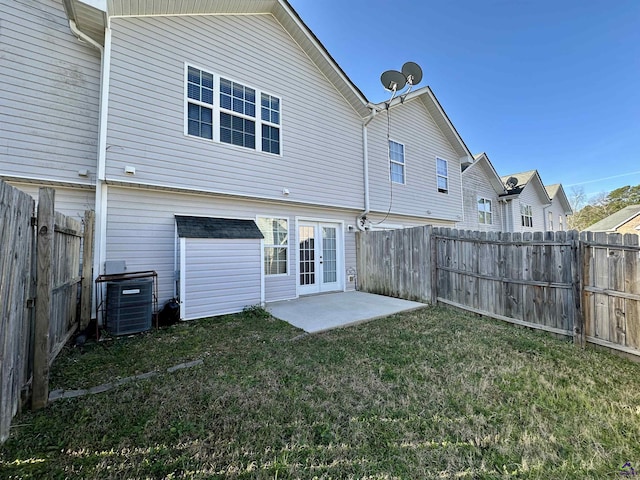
[478,197,492,225]
[257,217,288,275]
[548,211,554,231]
[559,215,564,231]
[186,65,281,155]
[436,157,448,193]
[521,204,533,228]
[389,140,405,184]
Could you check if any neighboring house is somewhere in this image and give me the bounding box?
[1,0,474,320]
[584,205,640,234]
[457,152,506,232]
[500,170,552,232]
[544,184,573,232]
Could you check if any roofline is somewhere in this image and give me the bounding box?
[463,153,506,194]
[278,0,368,110]
[612,210,640,231]
[371,86,474,160]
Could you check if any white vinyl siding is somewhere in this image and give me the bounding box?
[457,163,502,232]
[182,238,262,320]
[106,15,363,208]
[105,186,359,306]
[0,0,100,185]
[366,98,463,221]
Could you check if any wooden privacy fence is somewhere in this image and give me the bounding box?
[0,182,94,443]
[356,226,640,357]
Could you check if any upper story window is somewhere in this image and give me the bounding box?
[389,140,405,184]
[436,157,448,193]
[478,198,492,225]
[186,65,281,155]
[548,211,554,231]
[257,217,288,275]
[521,204,533,228]
[559,215,564,231]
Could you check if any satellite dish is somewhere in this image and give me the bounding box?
[402,62,423,86]
[506,177,519,189]
[381,70,407,92]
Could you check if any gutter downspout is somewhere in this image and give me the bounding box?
[357,105,380,231]
[69,19,111,321]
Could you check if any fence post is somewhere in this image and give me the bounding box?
[572,230,585,347]
[80,210,95,330]
[32,188,54,410]
[429,226,437,304]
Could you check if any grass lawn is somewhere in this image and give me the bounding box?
[2,305,640,479]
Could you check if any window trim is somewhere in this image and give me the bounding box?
[436,157,449,194]
[388,139,406,185]
[184,63,282,156]
[477,197,493,225]
[257,216,289,276]
[521,204,533,228]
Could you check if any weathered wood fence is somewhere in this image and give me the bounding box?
[357,226,640,357]
[0,181,94,443]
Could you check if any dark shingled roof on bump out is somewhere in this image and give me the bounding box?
[175,216,264,239]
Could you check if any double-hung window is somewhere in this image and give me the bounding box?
[559,215,564,231]
[257,217,288,275]
[389,140,405,184]
[548,211,554,231]
[436,157,448,193]
[521,204,533,228]
[186,65,281,154]
[478,198,492,225]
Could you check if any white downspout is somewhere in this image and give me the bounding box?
[69,19,111,321]
[358,107,379,231]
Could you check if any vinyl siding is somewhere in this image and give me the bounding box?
[509,186,548,232]
[0,0,100,184]
[105,14,364,208]
[457,166,502,232]
[366,98,463,221]
[8,182,95,224]
[544,198,569,231]
[105,185,359,305]
[182,238,262,320]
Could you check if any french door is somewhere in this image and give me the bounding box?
[298,222,342,295]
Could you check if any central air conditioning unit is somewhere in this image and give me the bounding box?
[106,279,153,335]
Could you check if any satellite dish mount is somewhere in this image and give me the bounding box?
[380,61,423,104]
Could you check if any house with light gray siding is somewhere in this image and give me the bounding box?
[2,0,476,321]
[544,184,572,231]
[500,170,552,233]
[457,152,505,232]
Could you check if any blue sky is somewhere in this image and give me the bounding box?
[288,0,640,201]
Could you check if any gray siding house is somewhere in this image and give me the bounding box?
[1,0,476,320]
[500,170,552,233]
[457,153,505,232]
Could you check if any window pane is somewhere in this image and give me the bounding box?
[437,176,448,191]
[187,103,213,139]
[437,158,448,176]
[258,218,288,276]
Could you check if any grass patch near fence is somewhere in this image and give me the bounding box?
[2,305,640,479]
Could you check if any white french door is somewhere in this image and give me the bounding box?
[298,222,342,295]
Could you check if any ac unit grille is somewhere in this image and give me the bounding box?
[106,279,153,335]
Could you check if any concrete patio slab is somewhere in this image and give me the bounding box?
[266,291,428,333]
